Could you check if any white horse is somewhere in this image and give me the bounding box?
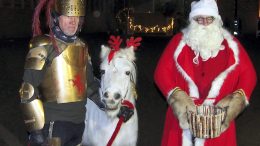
[82,44,138,146]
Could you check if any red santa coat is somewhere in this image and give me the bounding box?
[154,30,257,146]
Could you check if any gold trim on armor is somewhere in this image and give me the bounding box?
[55,0,86,16]
[24,47,47,70]
[20,99,45,132]
[19,82,34,101]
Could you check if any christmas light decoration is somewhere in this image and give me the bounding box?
[127,16,174,34]
[115,8,175,35]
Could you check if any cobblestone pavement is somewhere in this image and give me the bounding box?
[0,34,259,146]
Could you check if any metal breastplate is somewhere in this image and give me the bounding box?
[39,43,87,103]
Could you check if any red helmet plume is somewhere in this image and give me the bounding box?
[32,0,57,37]
[32,0,48,36]
[32,0,60,53]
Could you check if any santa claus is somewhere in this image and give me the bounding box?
[154,0,257,146]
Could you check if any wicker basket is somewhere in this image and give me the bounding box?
[187,105,227,138]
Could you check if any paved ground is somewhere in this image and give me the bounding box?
[0,34,259,146]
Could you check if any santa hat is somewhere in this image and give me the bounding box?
[189,0,221,20]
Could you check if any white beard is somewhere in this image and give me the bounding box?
[182,19,225,64]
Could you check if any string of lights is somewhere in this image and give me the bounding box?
[115,8,134,24]
[127,16,174,34]
[115,8,175,34]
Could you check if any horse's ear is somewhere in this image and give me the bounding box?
[124,46,136,62]
[100,45,110,60]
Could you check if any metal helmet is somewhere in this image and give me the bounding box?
[54,0,86,17]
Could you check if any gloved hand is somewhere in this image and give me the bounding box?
[117,106,134,122]
[167,87,196,129]
[29,130,46,145]
[216,89,247,133]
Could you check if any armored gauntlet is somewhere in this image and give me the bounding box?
[19,82,45,132]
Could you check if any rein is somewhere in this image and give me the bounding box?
[104,35,140,146]
[102,72,136,146]
[107,100,135,146]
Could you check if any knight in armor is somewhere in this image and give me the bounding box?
[19,0,104,145]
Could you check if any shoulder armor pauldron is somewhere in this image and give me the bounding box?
[25,35,50,70]
[29,35,51,49]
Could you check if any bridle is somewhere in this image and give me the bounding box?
[100,58,137,103]
[104,35,141,146]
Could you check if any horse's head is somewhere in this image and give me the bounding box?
[99,36,140,118]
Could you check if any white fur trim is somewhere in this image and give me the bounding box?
[174,30,240,105]
[203,99,215,105]
[205,29,239,103]
[195,138,205,146]
[239,89,250,106]
[174,40,200,98]
[175,29,240,146]
[167,89,174,100]
[244,95,249,106]
[189,0,220,20]
[182,130,193,146]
